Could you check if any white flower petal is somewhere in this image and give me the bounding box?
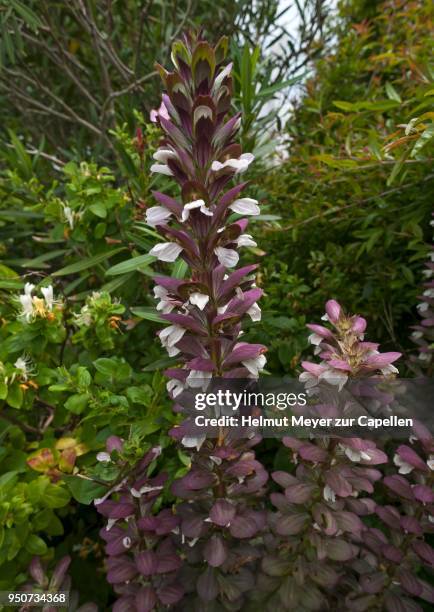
[236,234,257,248]
[150,242,183,262]
[247,303,261,322]
[189,292,209,310]
[229,197,260,216]
[153,148,177,163]
[150,163,174,176]
[242,354,266,376]
[146,206,172,227]
[211,153,254,174]
[214,246,239,268]
[41,285,54,310]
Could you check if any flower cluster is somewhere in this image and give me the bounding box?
[21,555,96,612]
[251,302,433,611]
[411,216,434,373]
[72,291,124,350]
[301,299,401,391]
[146,32,266,407]
[18,283,61,323]
[95,441,184,612]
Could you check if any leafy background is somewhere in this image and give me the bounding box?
[0,0,432,607]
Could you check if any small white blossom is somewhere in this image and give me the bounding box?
[146,206,172,227]
[242,354,266,377]
[181,199,213,222]
[62,205,75,229]
[150,163,174,176]
[323,485,336,503]
[247,303,261,322]
[393,453,414,474]
[236,234,257,248]
[14,355,34,381]
[229,197,260,216]
[189,292,209,310]
[186,370,212,389]
[214,246,239,268]
[211,153,254,174]
[181,435,206,451]
[150,242,183,262]
[167,378,185,398]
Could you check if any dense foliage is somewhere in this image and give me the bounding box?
[0,0,433,610]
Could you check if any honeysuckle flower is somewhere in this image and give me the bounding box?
[150,242,183,262]
[211,152,254,173]
[74,304,92,326]
[229,197,260,216]
[14,355,34,381]
[181,199,213,221]
[62,204,74,229]
[41,285,54,311]
[146,205,173,227]
[214,246,239,267]
[18,283,60,322]
[19,283,35,322]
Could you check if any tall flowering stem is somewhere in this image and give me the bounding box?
[145,32,269,608]
[148,32,266,410]
[411,215,434,374]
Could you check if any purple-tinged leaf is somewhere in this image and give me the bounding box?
[135,551,158,576]
[209,499,236,526]
[197,567,219,601]
[135,587,157,612]
[106,556,137,584]
[204,535,227,567]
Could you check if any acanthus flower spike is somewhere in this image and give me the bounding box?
[144,31,269,609]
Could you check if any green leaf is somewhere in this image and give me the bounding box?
[89,203,107,218]
[53,248,125,276]
[257,74,305,99]
[25,534,47,556]
[0,381,8,400]
[10,0,42,30]
[411,124,434,157]
[172,259,188,279]
[64,475,107,505]
[130,307,164,323]
[105,254,156,276]
[385,82,402,102]
[64,393,89,414]
[6,384,23,409]
[44,484,71,508]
